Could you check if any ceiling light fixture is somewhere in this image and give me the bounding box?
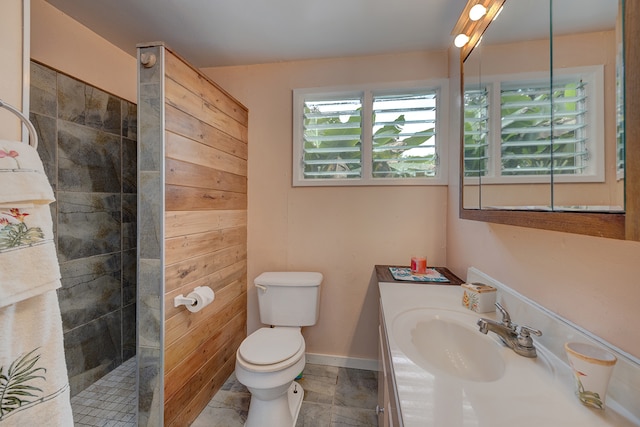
[451,0,505,57]
[469,4,487,21]
[493,5,504,21]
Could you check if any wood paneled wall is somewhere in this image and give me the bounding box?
[160,47,248,426]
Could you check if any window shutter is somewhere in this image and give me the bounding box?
[294,81,448,186]
[616,58,626,178]
[301,97,362,179]
[617,125,625,173]
[500,79,588,176]
[463,88,489,177]
[371,91,438,178]
[616,68,625,174]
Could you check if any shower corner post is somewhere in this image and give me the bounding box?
[136,42,166,427]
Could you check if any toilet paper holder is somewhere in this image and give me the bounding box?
[173,285,215,313]
[174,294,197,307]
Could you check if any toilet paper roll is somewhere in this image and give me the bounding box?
[186,286,215,313]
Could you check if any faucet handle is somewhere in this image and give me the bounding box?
[494,302,512,328]
[519,325,542,337]
[517,325,542,349]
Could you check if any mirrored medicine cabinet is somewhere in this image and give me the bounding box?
[454,0,639,240]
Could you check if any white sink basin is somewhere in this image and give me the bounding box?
[392,308,505,382]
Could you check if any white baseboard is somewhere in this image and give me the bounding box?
[305,353,378,371]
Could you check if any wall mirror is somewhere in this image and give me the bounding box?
[457,0,639,240]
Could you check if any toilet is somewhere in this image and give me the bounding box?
[235,271,323,427]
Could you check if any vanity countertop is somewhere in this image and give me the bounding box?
[375,265,464,286]
[378,282,638,427]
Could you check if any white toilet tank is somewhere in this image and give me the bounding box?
[255,272,323,327]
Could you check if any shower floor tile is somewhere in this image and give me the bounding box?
[71,357,136,427]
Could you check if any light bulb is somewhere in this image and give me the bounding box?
[469,4,487,21]
[454,34,470,48]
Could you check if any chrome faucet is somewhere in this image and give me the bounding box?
[477,302,542,358]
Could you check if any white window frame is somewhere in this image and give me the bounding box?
[293,80,449,187]
[463,66,605,185]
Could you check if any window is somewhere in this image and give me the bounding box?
[463,87,490,177]
[293,81,448,186]
[616,46,625,179]
[463,66,604,184]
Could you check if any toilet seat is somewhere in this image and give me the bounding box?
[237,328,305,373]
[239,327,303,365]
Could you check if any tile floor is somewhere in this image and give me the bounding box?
[192,363,379,427]
[70,357,137,426]
[70,359,378,427]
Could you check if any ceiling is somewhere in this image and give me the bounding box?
[483,0,617,45]
[44,0,617,69]
[44,0,468,68]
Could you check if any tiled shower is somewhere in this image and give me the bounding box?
[29,61,137,396]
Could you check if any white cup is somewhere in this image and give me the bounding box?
[564,342,617,409]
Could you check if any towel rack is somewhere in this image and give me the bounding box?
[0,99,38,149]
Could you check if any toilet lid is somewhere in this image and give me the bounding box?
[239,328,303,365]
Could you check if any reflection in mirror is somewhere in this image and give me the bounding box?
[551,0,624,212]
[462,1,552,209]
[462,40,483,209]
[461,0,624,212]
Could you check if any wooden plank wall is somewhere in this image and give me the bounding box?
[161,48,248,426]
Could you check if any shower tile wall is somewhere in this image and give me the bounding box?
[29,61,137,396]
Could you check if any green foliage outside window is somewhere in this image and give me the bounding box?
[501,82,586,176]
[464,79,587,178]
[302,103,362,179]
[464,89,489,177]
[372,113,436,178]
[302,94,437,180]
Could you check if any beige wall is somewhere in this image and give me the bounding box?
[31,0,136,102]
[0,1,26,141]
[202,52,450,361]
[448,47,640,359]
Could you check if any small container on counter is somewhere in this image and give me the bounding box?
[410,256,427,275]
[461,282,496,313]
